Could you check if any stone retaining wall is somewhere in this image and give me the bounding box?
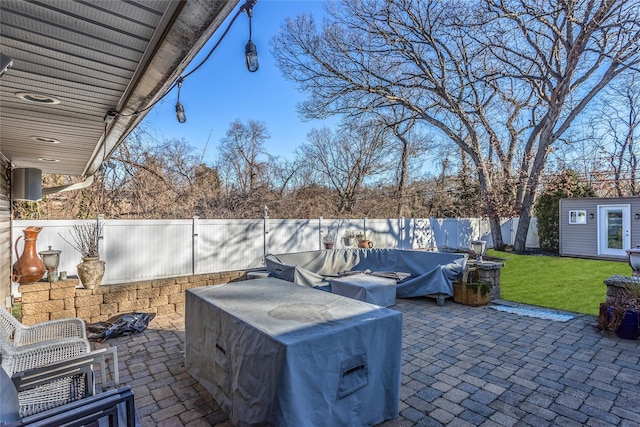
[17,263,505,325]
[477,262,504,301]
[604,275,637,304]
[466,261,504,301]
[18,271,246,325]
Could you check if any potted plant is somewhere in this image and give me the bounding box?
[342,230,357,247]
[60,222,105,290]
[322,232,336,249]
[597,276,640,340]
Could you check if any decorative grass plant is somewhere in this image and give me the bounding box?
[60,222,103,259]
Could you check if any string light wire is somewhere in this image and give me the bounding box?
[113,0,257,119]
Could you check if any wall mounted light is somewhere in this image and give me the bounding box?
[175,77,186,123]
[589,213,594,219]
[242,0,259,72]
[635,213,640,220]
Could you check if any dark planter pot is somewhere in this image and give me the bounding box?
[607,306,640,340]
[616,309,640,340]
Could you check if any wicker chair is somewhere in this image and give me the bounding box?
[0,309,90,376]
[0,347,135,426]
[0,308,95,418]
[0,308,87,345]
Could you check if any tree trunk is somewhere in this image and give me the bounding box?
[488,210,504,251]
[514,142,550,252]
[473,159,505,251]
[396,133,409,217]
[513,194,534,253]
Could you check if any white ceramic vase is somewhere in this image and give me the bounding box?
[77,256,105,290]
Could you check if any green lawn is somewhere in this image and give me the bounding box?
[488,250,631,315]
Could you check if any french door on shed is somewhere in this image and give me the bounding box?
[598,204,631,257]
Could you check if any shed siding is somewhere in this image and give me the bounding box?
[0,158,10,307]
[560,197,640,259]
[559,199,599,257]
[633,201,640,247]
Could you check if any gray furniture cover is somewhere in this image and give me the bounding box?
[329,273,397,307]
[185,278,402,427]
[265,248,467,298]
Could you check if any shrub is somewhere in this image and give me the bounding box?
[534,170,595,253]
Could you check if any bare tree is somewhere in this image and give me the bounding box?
[297,120,392,213]
[273,0,531,249]
[190,163,222,217]
[156,138,199,189]
[483,0,640,250]
[545,129,601,187]
[553,73,640,197]
[369,107,433,216]
[217,119,270,194]
[265,156,305,195]
[595,73,640,196]
[79,129,216,218]
[273,0,640,251]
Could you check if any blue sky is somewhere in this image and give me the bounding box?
[141,0,333,164]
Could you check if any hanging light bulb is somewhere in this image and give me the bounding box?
[175,77,187,123]
[245,40,259,72]
[175,102,186,123]
[244,0,259,72]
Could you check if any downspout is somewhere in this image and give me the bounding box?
[42,175,94,195]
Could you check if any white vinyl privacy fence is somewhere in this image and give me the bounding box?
[12,217,538,285]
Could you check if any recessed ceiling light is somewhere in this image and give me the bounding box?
[38,158,59,162]
[30,136,60,144]
[16,92,61,105]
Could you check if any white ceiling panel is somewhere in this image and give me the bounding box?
[0,0,240,179]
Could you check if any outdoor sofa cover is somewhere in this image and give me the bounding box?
[265,248,467,299]
[185,278,402,426]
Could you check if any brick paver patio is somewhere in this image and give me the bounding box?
[93,297,640,426]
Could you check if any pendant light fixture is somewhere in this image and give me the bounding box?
[244,0,259,72]
[175,77,187,123]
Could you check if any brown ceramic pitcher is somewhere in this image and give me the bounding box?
[12,226,46,284]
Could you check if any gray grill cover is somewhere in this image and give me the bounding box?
[185,278,402,426]
[265,248,467,298]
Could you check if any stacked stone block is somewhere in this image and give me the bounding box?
[476,261,504,301]
[19,279,78,325]
[604,275,636,303]
[18,271,246,325]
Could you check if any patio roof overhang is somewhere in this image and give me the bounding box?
[0,0,240,182]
